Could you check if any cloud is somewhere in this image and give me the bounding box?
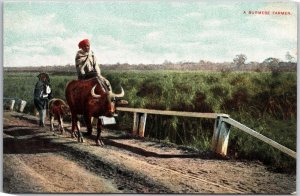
[92,14,157,29]
[261,2,297,11]
[196,30,229,39]
[202,19,223,27]
[4,32,96,67]
[265,18,297,42]
[120,18,156,27]
[4,11,66,35]
[5,53,69,67]
[95,35,127,48]
[170,2,186,8]
[3,1,297,66]
[8,45,47,54]
[183,12,203,18]
[145,31,164,41]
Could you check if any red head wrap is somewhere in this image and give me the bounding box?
[78,39,90,49]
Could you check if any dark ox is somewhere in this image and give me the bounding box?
[65,77,125,146]
[48,98,70,134]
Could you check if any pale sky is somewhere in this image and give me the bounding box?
[3,1,298,67]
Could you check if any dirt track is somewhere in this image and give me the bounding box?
[3,111,296,194]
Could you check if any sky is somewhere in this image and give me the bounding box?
[3,0,298,67]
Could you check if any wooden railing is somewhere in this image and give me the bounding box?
[3,97,27,112]
[116,107,296,159]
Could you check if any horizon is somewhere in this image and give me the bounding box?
[3,1,298,67]
[4,58,296,69]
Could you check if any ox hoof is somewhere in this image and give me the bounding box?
[96,140,104,146]
[71,133,77,138]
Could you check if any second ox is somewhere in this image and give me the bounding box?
[65,77,126,146]
[48,98,70,134]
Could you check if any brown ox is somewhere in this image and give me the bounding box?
[65,77,125,145]
[48,98,70,134]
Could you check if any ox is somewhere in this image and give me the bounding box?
[48,98,70,134]
[65,77,125,146]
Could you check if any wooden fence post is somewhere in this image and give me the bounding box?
[19,100,27,112]
[9,99,15,111]
[132,112,140,136]
[132,112,147,137]
[211,116,231,156]
[138,113,147,137]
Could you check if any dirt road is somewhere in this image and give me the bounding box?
[3,111,296,194]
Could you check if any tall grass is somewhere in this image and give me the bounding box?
[3,70,296,172]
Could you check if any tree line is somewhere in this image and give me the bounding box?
[4,53,296,73]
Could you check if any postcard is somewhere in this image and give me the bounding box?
[2,0,297,194]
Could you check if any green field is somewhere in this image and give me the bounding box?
[3,70,296,173]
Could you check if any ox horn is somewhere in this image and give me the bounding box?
[91,85,101,98]
[109,87,125,98]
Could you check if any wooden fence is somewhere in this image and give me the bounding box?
[3,97,27,112]
[116,107,296,159]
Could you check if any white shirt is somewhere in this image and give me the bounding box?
[75,49,101,76]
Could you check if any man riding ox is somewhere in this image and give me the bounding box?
[75,39,114,112]
[65,39,127,146]
[65,77,126,145]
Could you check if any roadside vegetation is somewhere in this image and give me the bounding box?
[3,69,296,173]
